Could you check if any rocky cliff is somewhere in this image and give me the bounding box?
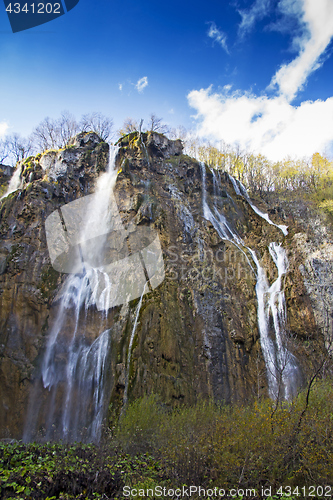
[264,194,333,352]
[0,132,326,440]
[0,164,14,197]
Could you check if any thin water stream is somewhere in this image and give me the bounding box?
[201,164,300,399]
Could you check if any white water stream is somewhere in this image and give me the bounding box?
[23,142,166,441]
[228,174,288,236]
[0,163,24,200]
[122,285,146,411]
[201,164,300,399]
[25,147,122,442]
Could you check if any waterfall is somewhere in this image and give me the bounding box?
[201,164,300,400]
[228,174,288,236]
[39,272,113,442]
[24,147,120,443]
[122,286,146,411]
[22,140,165,442]
[202,165,255,274]
[248,245,299,400]
[1,163,23,200]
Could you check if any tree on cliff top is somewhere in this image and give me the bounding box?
[117,117,139,137]
[32,111,79,151]
[31,111,113,152]
[117,114,171,138]
[80,112,114,141]
[148,113,170,135]
[0,138,10,164]
[0,134,34,166]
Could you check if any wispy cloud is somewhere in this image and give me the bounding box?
[207,22,229,53]
[188,0,333,161]
[118,83,123,91]
[135,76,148,93]
[270,0,333,100]
[238,0,273,37]
[0,121,9,137]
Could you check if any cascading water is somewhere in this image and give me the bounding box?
[248,244,299,400]
[201,164,300,400]
[0,163,23,200]
[23,141,165,441]
[202,164,254,272]
[228,174,288,236]
[24,147,121,442]
[122,285,146,412]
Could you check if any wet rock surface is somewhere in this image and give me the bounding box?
[0,132,325,439]
[265,195,333,351]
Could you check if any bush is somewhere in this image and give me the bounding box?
[115,380,333,490]
[1,381,332,498]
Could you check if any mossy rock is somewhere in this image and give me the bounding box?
[38,265,60,299]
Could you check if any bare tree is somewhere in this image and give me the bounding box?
[0,138,10,164]
[31,116,61,151]
[117,117,139,137]
[7,134,34,164]
[0,135,34,166]
[148,113,170,134]
[80,112,113,141]
[31,111,79,152]
[58,111,80,148]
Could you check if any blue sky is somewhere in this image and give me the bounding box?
[1,0,333,160]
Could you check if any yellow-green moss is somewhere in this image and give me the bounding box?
[38,265,60,299]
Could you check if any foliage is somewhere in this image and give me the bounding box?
[3,383,333,498]
[171,131,333,217]
[0,441,164,499]
[115,381,333,492]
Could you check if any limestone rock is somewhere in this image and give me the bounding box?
[0,132,326,439]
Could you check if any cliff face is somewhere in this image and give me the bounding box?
[0,164,14,197]
[265,195,333,352]
[0,132,325,440]
[0,133,109,438]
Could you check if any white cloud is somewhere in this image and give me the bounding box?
[207,23,229,53]
[238,0,272,36]
[188,87,333,161]
[135,76,148,93]
[188,0,333,161]
[118,83,123,91]
[0,122,9,137]
[271,0,333,100]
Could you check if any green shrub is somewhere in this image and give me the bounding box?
[1,381,333,498]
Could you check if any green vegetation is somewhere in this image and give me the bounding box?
[0,183,7,198]
[0,441,165,500]
[194,143,333,214]
[38,265,60,299]
[1,381,332,498]
[115,381,333,491]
